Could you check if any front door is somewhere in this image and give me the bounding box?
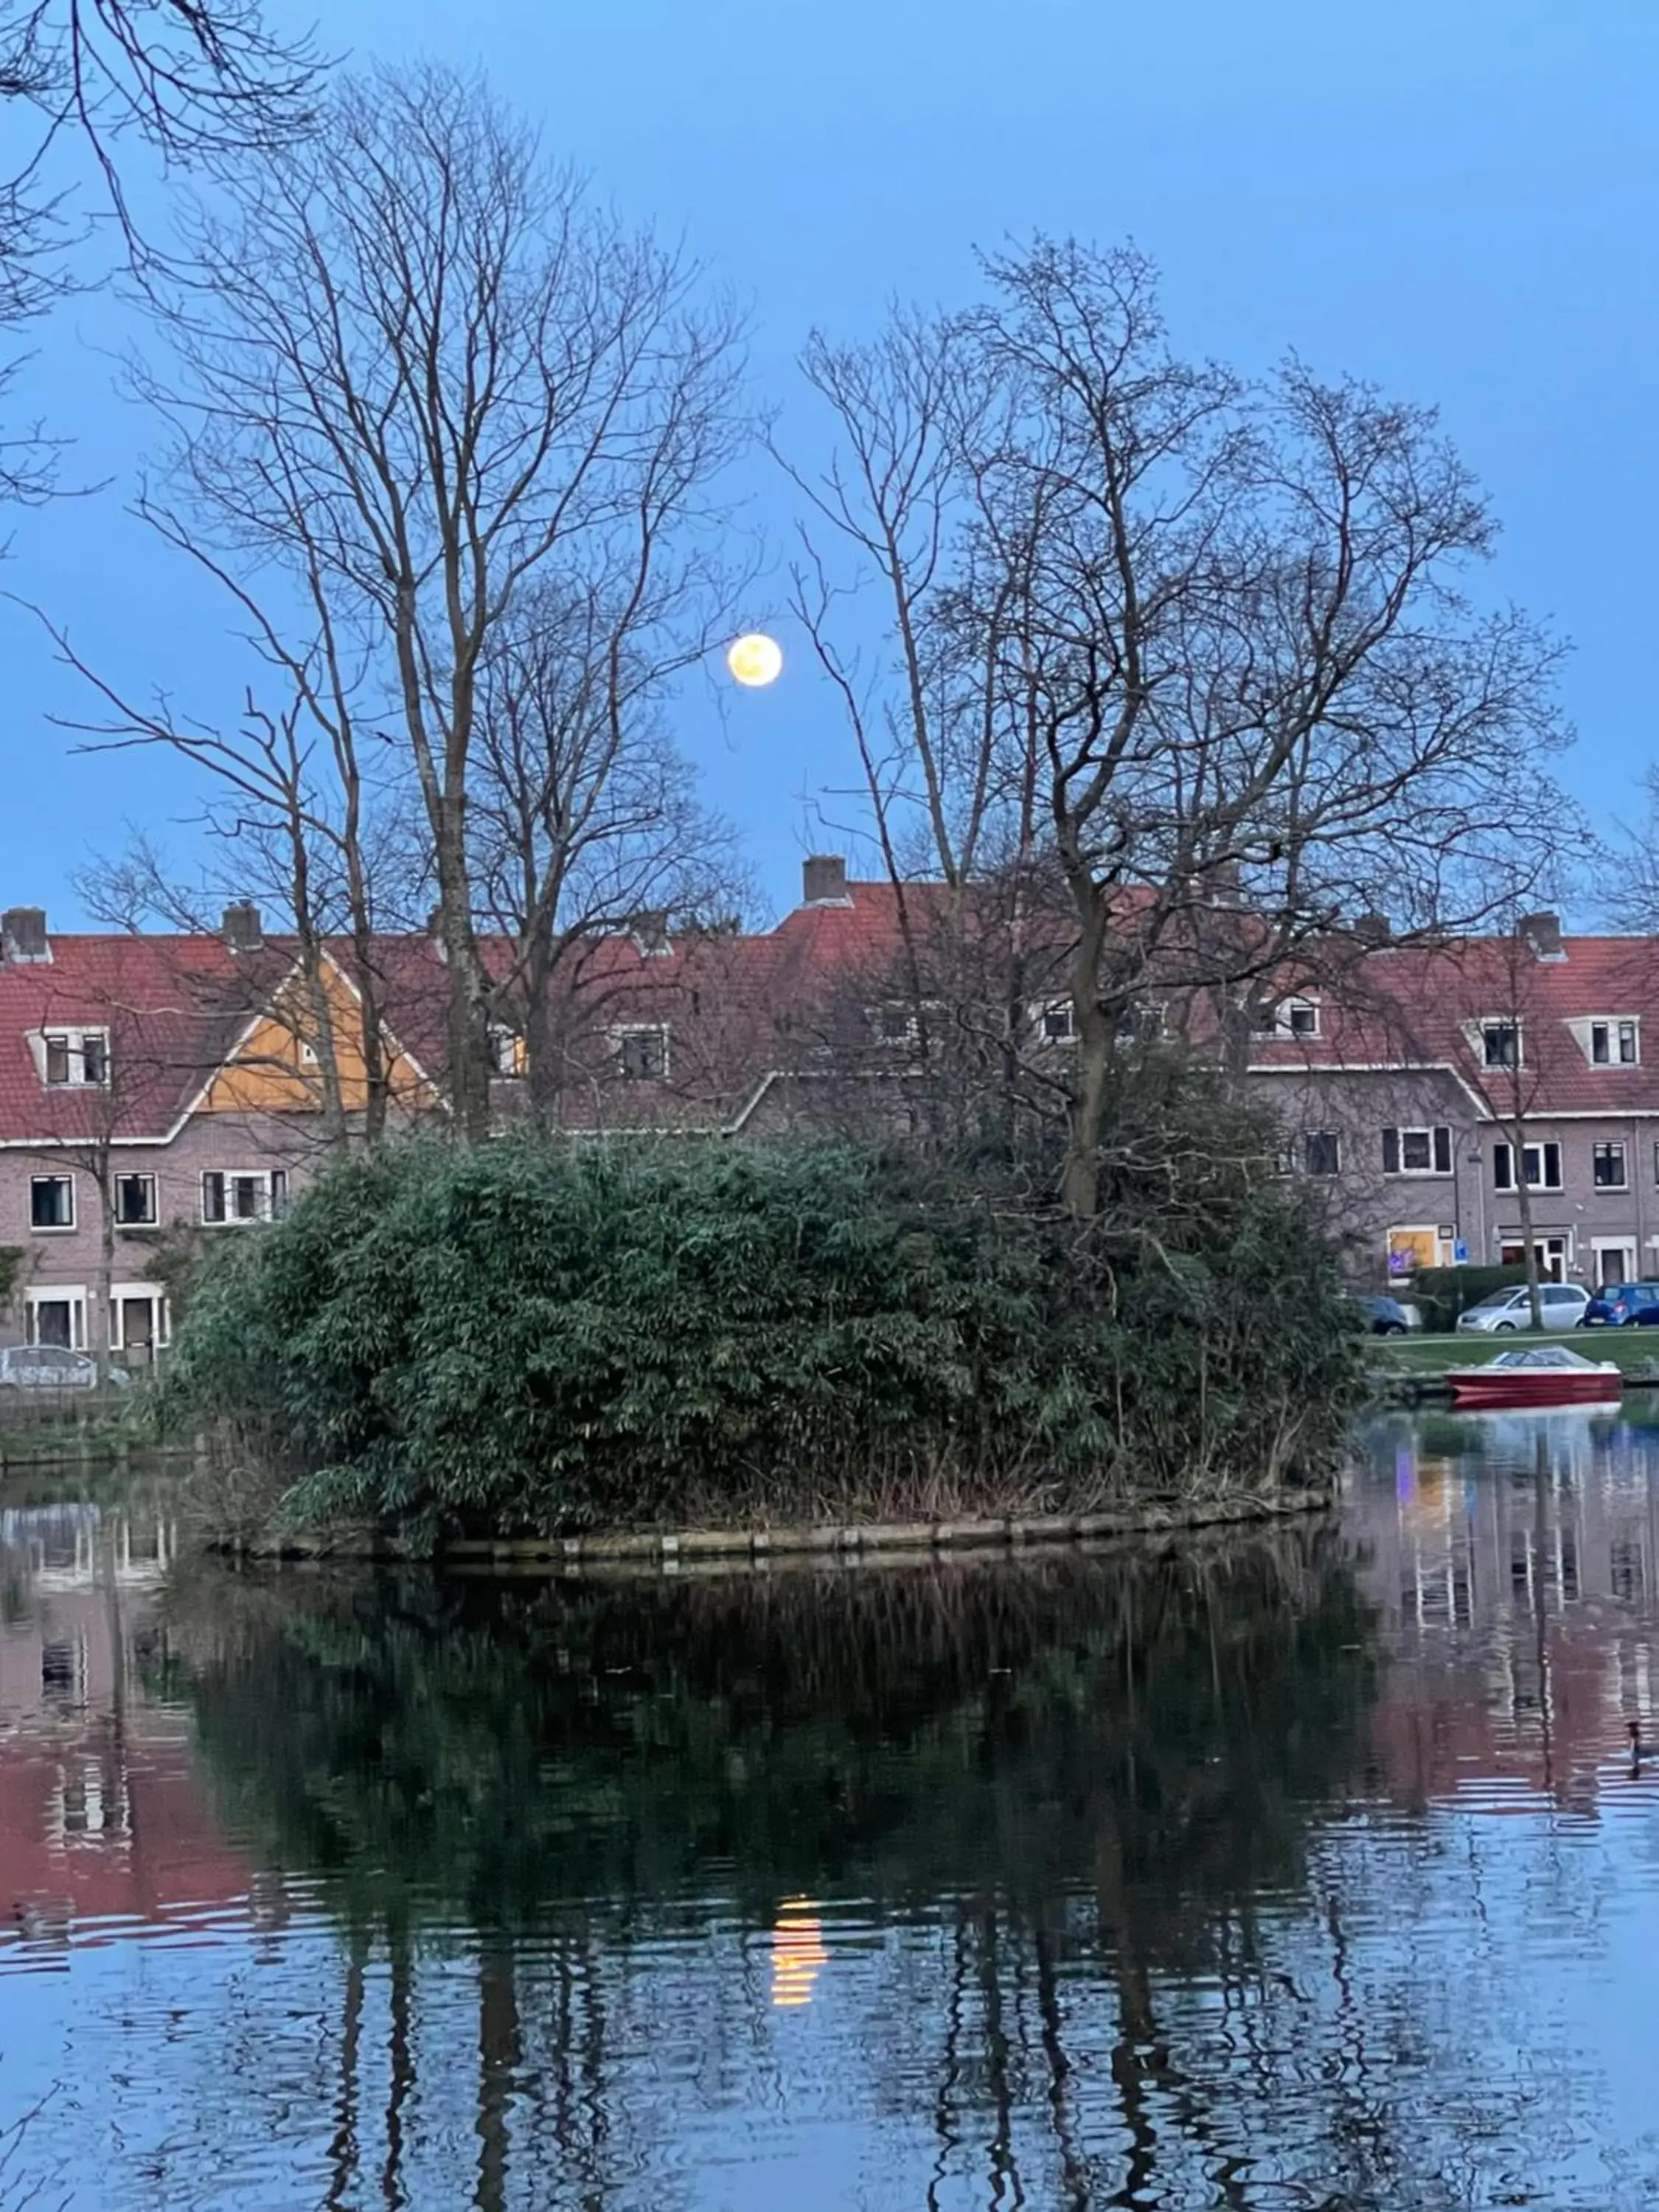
[120,1297,156,1364]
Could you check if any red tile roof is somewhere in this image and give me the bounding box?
[1251,936,1659,1116]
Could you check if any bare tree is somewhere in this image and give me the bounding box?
[470,573,751,1119]
[127,63,751,1139]
[790,238,1572,1220]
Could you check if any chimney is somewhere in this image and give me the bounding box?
[629,909,672,959]
[1354,912,1392,947]
[1520,912,1565,961]
[1,907,49,963]
[222,902,263,953]
[802,855,850,907]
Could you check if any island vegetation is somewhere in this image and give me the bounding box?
[159,1069,1361,1549]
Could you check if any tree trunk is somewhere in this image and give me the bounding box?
[94,1165,116,1384]
[434,804,492,1144]
[1511,1123,1543,1328]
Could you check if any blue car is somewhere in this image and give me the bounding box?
[1583,1281,1659,1327]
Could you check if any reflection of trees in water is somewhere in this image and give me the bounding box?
[150,1537,1404,2206]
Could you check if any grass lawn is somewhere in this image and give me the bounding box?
[1372,1329,1659,1380]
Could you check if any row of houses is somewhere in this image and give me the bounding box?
[1,861,1655,1354]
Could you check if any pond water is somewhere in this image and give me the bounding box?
[4,1415,1659,2208]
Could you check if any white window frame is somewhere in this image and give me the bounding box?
[1115,1000,1167,1044]
[1303,1130,1341,1177]
[108,1284,171,1353]
[1591,1237,1639,1291]
[1492,1139,1562,1193]
[36,1027,110,1089]
[112,1170,159,1229]
[611,1023,672,1082]
[200,1168,288,1226]
[1267,997,1321,1040]
[1037,1000,1077,1046]
[1383,1125,1454,1178]
[24,1287,87,1350]
[29,1172,76,1233]
[1478,1019,1523,1070]
[1593,1140,1630,1192]
[1588,1017,1641,1068]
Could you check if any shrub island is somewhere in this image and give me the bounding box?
[158,1083,1364,1553]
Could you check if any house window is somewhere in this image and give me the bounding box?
[25,1288,86,1349]
[1382,1126,1453,1177]
[872,1004,919,1048]
[614,1026,669,1082]
[114,1173,158,1228]
[1115,1001,1166,1043]
[1492,1140,1562,1192]
[41,1029,109,1088]
[201,1169,288,1225]
[1304,1131,1340,1177]
[108,1287,170,1356]
[1594,1142,1629,1191]
[1590,1019,1639,1066]
[1481,1022,1520,1069]
[29,1175,74,1231]
[1262,998,1320,1040]
[1040,1001,1076,1044]
[487,1026,525,1078]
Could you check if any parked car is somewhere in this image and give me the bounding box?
[1454,1284,1591,1335]
[1582,1281,1659,1327]
[0,1345,131,1388]
[1350,1295,1420,1336]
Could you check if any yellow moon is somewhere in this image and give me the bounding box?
[727,632,783,688]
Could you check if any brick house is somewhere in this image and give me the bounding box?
[7,873,1655,1355]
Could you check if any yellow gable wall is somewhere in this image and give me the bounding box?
[196,968,433,1116]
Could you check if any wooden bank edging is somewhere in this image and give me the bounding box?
[429,1485,1335,1569]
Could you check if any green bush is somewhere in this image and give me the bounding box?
[162,1093,1361,1541]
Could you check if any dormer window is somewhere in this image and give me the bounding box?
[1590,1019,1640,1067]
[1116,1001,1166,1043]
[39,1029,109,1088]
[1038,1001,1076,1045]
[1481,1021,1521,1070]
[1257,997,1320,1040]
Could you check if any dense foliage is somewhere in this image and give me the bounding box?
[162,1083,1360,1539]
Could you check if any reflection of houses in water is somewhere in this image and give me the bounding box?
[0,1501,251,1942]
[1353,1411,1659,1813]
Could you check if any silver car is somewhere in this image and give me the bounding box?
[1455,1284,1590,1335]
[0,1345,131,1387]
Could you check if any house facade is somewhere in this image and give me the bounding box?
[4,877,1655,1357]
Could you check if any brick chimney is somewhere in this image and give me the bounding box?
[222,902,263,953]
[629,909,672,958]
[1520,912,1565,961]
[1,907,49,963]
[801,855,850,907]
[1354,912,1393,947]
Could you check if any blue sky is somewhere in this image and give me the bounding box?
[2,0,1655,924]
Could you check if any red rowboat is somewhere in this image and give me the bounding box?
[1447,1346,1623,1409]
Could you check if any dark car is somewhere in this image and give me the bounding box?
[1582,1281,1659,1327]
[1351,1294,1416,1337]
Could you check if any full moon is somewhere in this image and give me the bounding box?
[727,632,784,689]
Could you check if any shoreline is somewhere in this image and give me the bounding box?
[223,1483,1338,1568]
